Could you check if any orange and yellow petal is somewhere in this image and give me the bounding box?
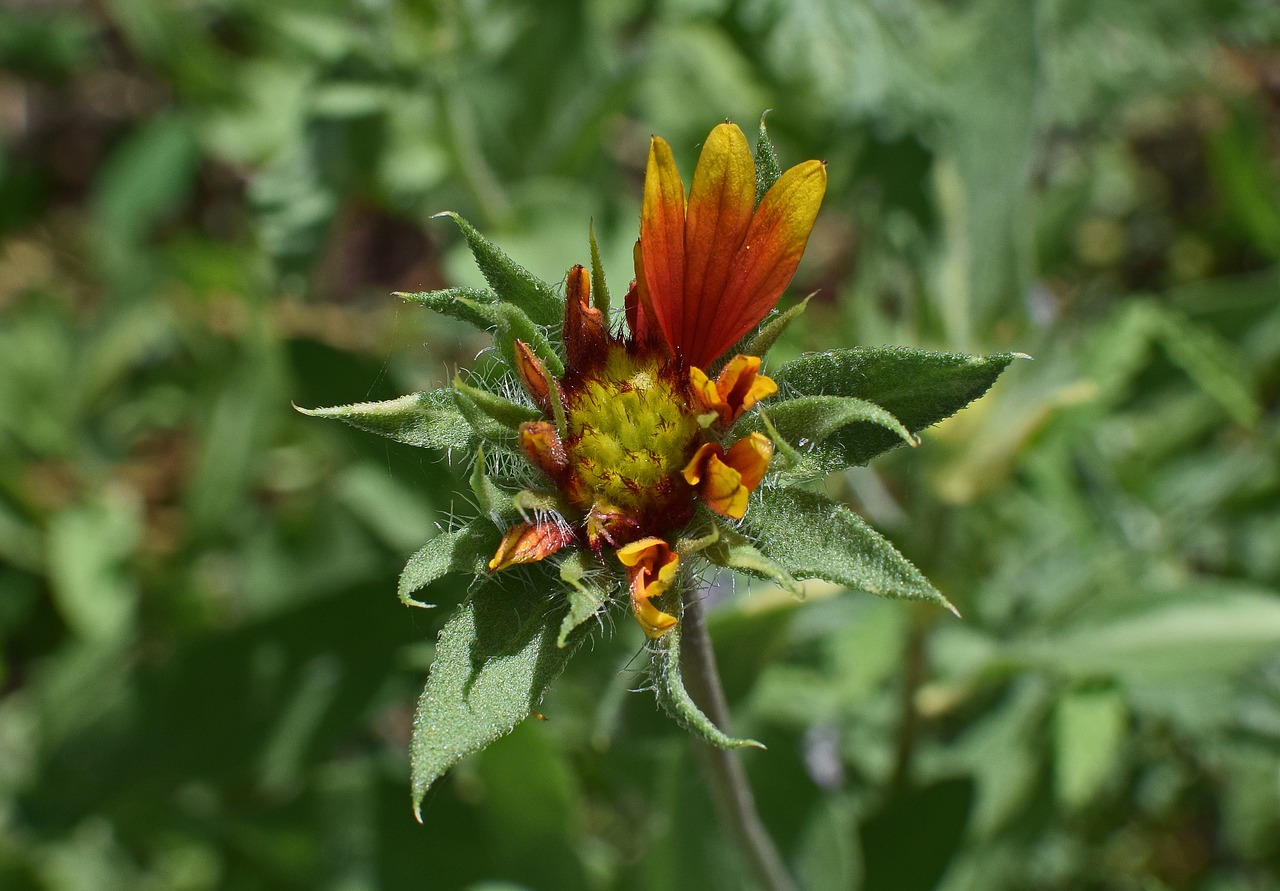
[616,537,679,638]
[681,123,757,368]
[682,433,773,520]
[690,354,777,425]
[639,136,687,355]
[488,520,575,571]
[707,159,826,364]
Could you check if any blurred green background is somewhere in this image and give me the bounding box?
[2,1,1279,889]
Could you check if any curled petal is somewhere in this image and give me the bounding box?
[488,520,574,571]
[690,354,777,425]
[519,421,568,477]
[513,340,553,414]
[627,241,662,350]
[585,504,643,552]
[616,537,679,638]
[681,433,773,520]
[564,264,609,368]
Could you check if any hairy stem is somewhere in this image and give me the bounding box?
[680,590,799,891]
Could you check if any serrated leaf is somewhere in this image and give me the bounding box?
[703,520,802,596]
[296,390,475,452]
[754,112,782,206]
[557,551,608,648]
[743,488,952,611]
[410,580,586,816]
[434,211,563,327]
[774,347,1017,470]
[398,521,501,608]
[651,623,763,750]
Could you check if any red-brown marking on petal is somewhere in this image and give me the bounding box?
[488,520,575,571]
[690,354,777,426]
[564,264,609,369]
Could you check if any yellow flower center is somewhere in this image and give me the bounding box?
[562,344,702,538]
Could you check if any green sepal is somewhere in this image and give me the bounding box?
[557,550,609,648]
[453,378,541,430]
[469,448,520,525]
[756,407,805,471]
[398,520,502,608]
[742,487,956,613]
[774,347,1019,470]
[410,577,588,818]
[588,220,611,317]
[703,519,803,596]
[396,286,500,331]
[652,623,764,750]
[295,390,475,452]
[754,112,783,206]
[451,387,518,447]
[740,295,811,358]
[433,211,564,327]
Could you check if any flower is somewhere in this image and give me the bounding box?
[485,121,826,637]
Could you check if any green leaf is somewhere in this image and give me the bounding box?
[410,580,585,816]
[754,112,782,206]
[1054,685,1127,811]
[774,347,1018,470]
[588,220,611,317]
[557,551,609,648]
[398,521,501,608]
[296,390,476,452]
[743,488,953,611]
[453,379,541,430]
[433,211,563,327]
[651,624,763,750]
[451,388,521,447]
[469,449,519,526]
[753,395,917,479]
[397,286,501,331]
[703,520,802,596]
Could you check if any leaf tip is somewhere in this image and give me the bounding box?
[1013,352,1034,361]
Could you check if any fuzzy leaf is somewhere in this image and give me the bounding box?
[765,395,916,450]
[652,623,763,750]
[469,449,519,526]
[774,347,1018,470]
[296,390,475,452]
[398,521,502,608]
[754,113,782,206]
[434,211,563,327]
[557,551,608,648]
[743,488,954,611]
[410,580,586,816]
[704,520,802,596]
[451,387,521,447]
[453,379,541,430]
[397,286,500,331]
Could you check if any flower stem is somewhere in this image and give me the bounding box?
[680,590,799,891]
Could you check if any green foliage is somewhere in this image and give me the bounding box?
[409,578,586,818]
[651,623,763,751]
[3,0,1279,887]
